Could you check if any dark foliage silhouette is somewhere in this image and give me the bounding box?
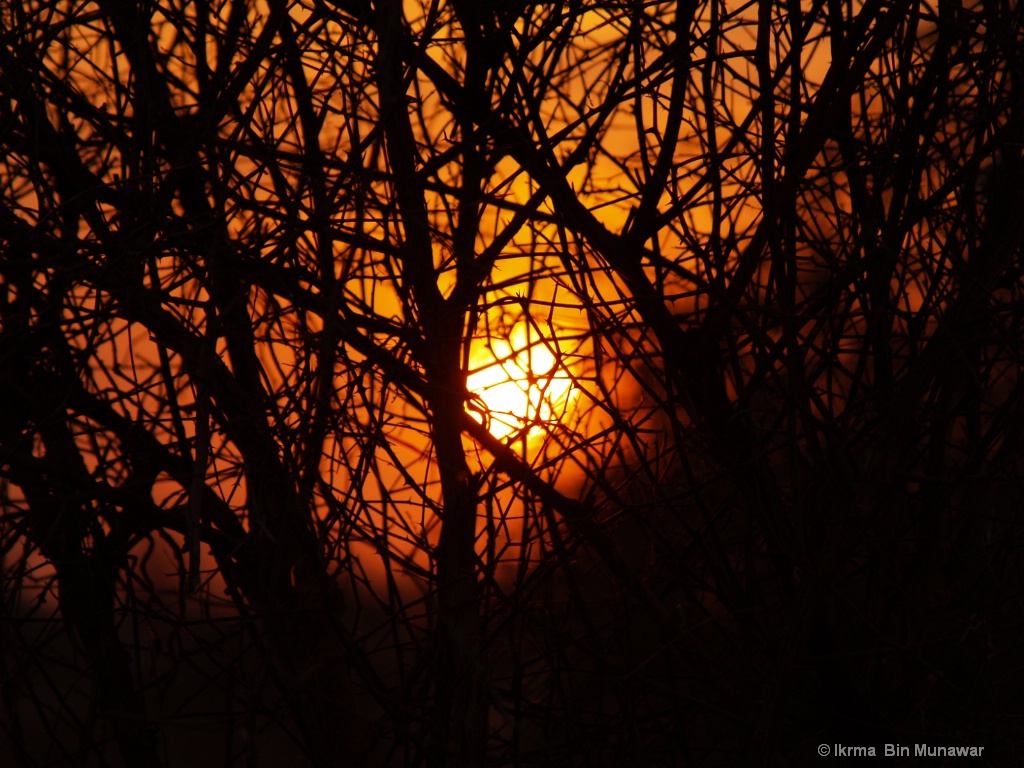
[1,0,1022,766]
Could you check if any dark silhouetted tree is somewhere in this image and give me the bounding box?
[1,0,1022,766]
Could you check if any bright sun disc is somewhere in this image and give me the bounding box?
[467,323,576,442]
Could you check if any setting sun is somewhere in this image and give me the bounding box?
[467,322,577,442]
[5,0,1015,764]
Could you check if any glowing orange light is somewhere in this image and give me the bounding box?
[467,322,577,442]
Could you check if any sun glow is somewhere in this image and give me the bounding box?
[467,322,578,443]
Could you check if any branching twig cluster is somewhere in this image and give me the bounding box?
[1,0,1022,766]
